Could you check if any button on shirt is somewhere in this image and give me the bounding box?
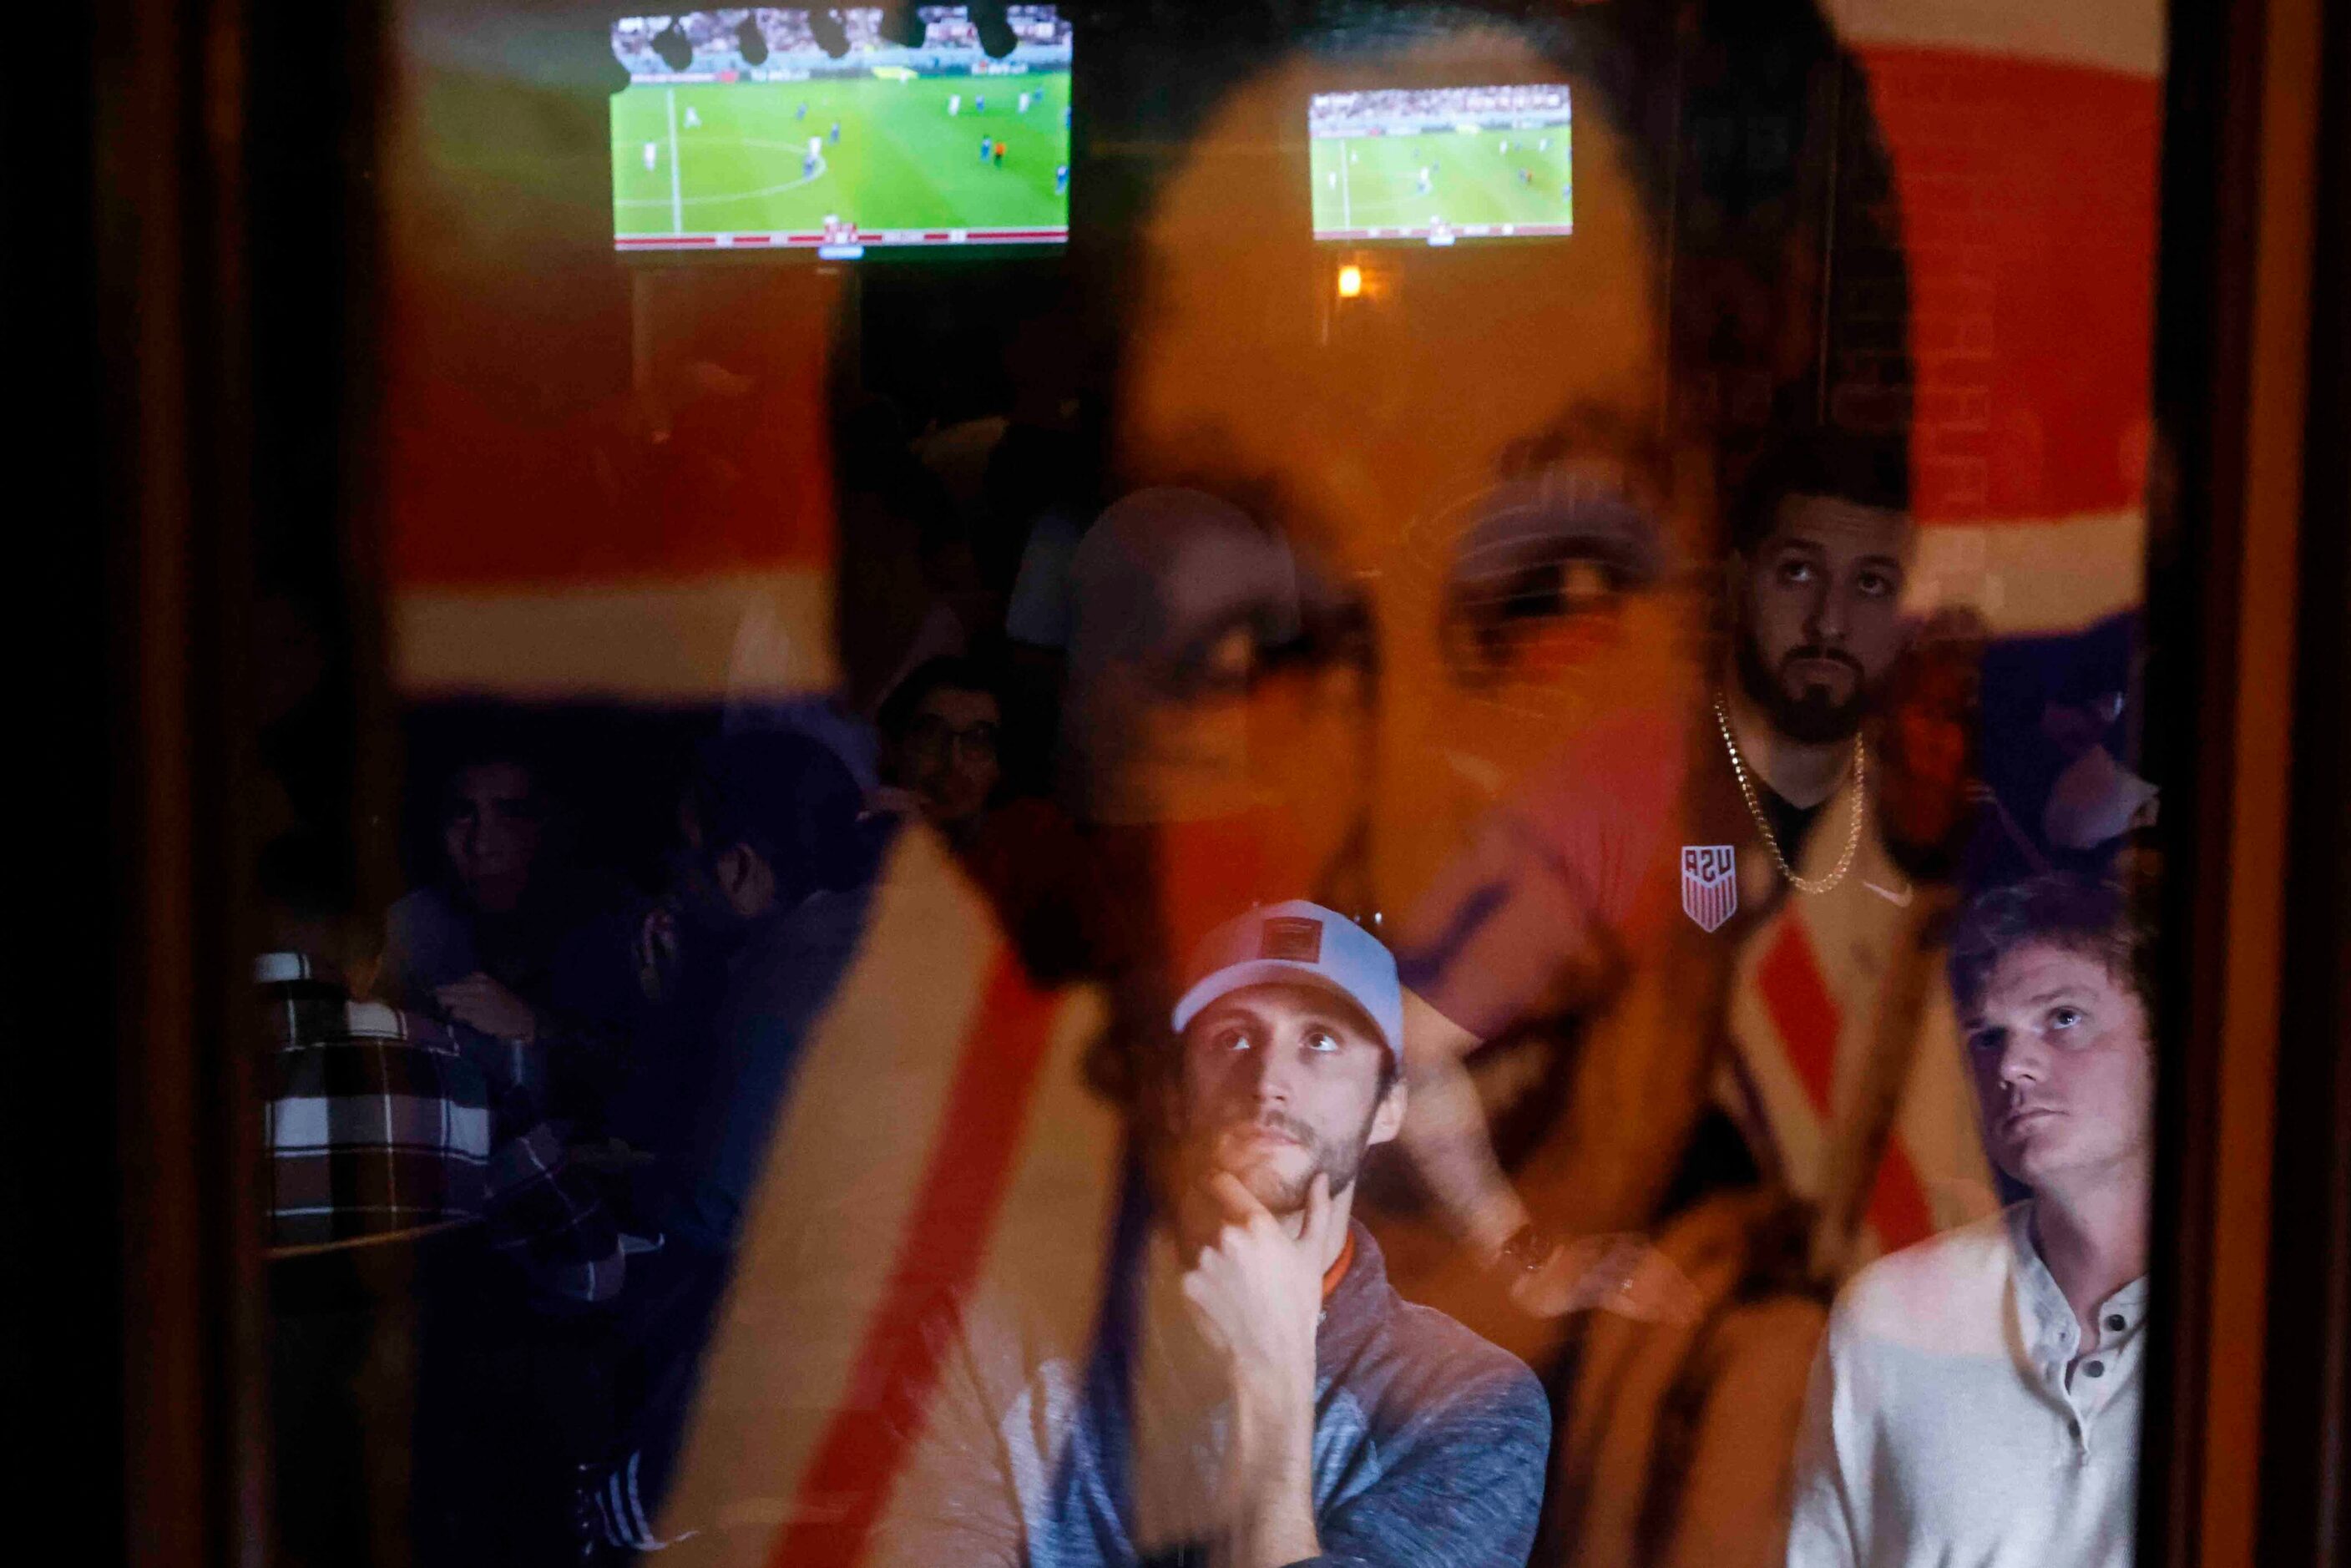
[1787,1201,2144,1568]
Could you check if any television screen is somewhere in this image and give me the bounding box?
[610,7,1072,255]
[1308,85,1572,245]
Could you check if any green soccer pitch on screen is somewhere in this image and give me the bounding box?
[1308,85,1573,246]
[610,7,1071,256]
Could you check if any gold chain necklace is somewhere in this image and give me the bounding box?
[1711,690,1867,896]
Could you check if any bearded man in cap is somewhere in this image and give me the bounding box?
[875,900,1549,1568]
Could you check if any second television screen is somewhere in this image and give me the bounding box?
[611,7,1072,253]
[1309,85,1573,245]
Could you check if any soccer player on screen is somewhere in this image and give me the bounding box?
[949,93,962,116]
[642,142,658,172]
[975,94,986,113]
[1055,164,1069,195]
[980,134,993,164]
[685,106,700,129]
[830,120,842,144]
[993,139,1007,167]
[1018,90,1032,113]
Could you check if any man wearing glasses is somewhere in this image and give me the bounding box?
[876,655,1008,842]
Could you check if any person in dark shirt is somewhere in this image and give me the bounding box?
[657,731,891,1251]
[577,732,892,1557]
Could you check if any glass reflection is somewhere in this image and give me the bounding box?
[251,2,2171,1565]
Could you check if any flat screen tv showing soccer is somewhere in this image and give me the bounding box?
[610,7,1072,255]
[1308,85,1573,245]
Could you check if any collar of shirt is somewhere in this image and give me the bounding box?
[2005,1200,2149,1432]
[1322,1227,1357,1306]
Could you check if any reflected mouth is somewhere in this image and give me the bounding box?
[2001,1105,2062,1135]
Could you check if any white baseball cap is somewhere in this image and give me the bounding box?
[1170,901,1405,1065]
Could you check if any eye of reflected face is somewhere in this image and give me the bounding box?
[1157,591,1372,703]
[1500,554,1625,623]
[1448,542,1651,685]
[1201,625,1257,690]
[1160,621,1268,704]
[1856,565,1901,599]
[1965,1024,2005,1057]
[2047,1004,2086,1034]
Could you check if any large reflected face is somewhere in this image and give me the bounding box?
[1962,943,2156,1192]
[1732,495,1913,744]
[1117,32,1709,926]
[1177,982,1403,1214]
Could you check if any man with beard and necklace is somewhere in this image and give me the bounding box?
[1365,432,1935,1567]
[1716,435,1917,872]
[1392,432,1922,1310]
[872,902,1549,1568]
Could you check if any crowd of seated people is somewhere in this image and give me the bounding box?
[255,387,1115,1565]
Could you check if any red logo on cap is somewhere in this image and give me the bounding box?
[1259,916,1324,964]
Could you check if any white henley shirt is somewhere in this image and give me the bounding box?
[1787,1201,2146,1568]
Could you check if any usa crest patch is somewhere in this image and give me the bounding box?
[1681,845,1738,932]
